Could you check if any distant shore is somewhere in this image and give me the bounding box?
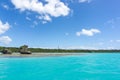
[1,46,120,53]
[0,53,85,57]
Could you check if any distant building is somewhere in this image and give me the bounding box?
[19,45,31,54]
[1,48,12,54]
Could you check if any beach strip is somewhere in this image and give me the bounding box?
[0,53,85,57]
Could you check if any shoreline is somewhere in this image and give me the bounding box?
[0,53,85,58]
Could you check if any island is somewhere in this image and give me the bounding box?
[0,45,120,57]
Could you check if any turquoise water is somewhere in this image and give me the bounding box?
[0,53,120,80]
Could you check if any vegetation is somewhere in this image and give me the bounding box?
[1,48,12,54]
[0,46,120,53]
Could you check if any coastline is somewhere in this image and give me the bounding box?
[0,53,85,57]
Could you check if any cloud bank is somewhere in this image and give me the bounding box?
[11,0,70,22]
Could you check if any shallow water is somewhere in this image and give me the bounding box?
[0,53,120,80]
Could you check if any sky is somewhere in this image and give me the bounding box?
[0,0,120,49]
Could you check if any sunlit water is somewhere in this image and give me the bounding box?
[0,53,120,80]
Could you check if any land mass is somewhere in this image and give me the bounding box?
[0,46,120,53]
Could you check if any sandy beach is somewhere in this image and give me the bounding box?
[0,53,85,57]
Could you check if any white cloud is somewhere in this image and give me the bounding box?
[76,32,80,36]
[106,47,114,50]
[2,4,9,10]
[43,15,52,22]
[37,15,52,22]
[36,15,51,24]
[0,20,10,34]
[66,46,96,50]
[104,17,120,29]
[0,36,12,44]
[26,17,31,21]
[116,40,120,42]
[110,40,120,43]
[33,21,38,25]
[0,20,12,44]
[11,0,70,22]
[98,42,104,45]
[76,28,101,36]
[79,0,92,3]
[110,40,114,42]
[65,33,69,36]
[42,21,47,24]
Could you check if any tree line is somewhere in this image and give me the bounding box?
[0,46,120,53]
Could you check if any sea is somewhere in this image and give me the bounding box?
[0,53,120,80]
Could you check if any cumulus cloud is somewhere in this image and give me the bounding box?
[0,36,12,44]
[79,0,92,3]
[0,20,10,34]
[0,20,12,44]
[11,0,70,22]
[76,28,101,36]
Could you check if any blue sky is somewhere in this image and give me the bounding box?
[0,0,120,49]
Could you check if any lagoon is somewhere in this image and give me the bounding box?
[0,53,120,80]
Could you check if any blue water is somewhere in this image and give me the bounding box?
[0,53,120,80]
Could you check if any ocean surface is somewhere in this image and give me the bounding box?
[0,53,120,80]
